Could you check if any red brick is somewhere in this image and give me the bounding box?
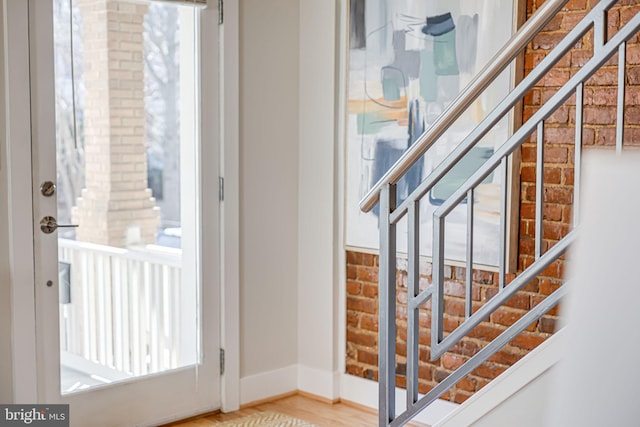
[346,265,357,280]
[565,0,588,10]
[472,363,507,380]
[504,292,532,310]
[456,377,476,392]
[361,253,376,267]
[396,341,406,357]
[542,221,571,240]
[532,32,566,50]
[468,323,504,341]
[347,281,362,295]
[362,284,378,298]
[444,298,466,318]
[542,69,571,87]
[539,316,559,333]
[356,266,378,282]
[347,311,359,327]
[584,106,616,125]
[454,391,472,404]
[491,307,525,327]
[488,349,524,365]
[520,237,535,256]
[625,106,640,125]
[442,353,466,370]
[358,350,378,366]
[443,316,461,334]
[586,68,618,86]
[543,203,563,221]
[361,315,378,332]
[451,340,480,358]
[544,166,563,184]
[347,296,377,314]
[590,87,618,106]
[347,329,377,347]
[444,281,466,298]
[511,332,546,351]
[547,106,570,124]
[544,126,577,144]
[544,187,573,204]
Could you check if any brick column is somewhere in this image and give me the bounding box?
[73,0,159,247]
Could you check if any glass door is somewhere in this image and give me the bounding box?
[30,0,220,425]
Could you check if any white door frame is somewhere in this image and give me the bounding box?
[4,0,39,403]
[3,0,241,416]
[219,0,240,414]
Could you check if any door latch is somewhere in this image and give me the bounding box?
[40,216,79,234]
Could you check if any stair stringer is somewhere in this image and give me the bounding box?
[433,328,566,427]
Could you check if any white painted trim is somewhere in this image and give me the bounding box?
[297,365,340,401]
[336,0,348,384]
[5,0,38,403]
[340,374,458,426]
[240,365,298,406]
[220,0,240,414]
[434,329,565,427]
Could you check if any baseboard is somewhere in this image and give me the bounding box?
[297,365,340,401]
[240,365,298,406]
[340,374,458,426]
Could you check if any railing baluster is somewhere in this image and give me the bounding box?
[536,121,545,260]
[466,189,474,318]
[499,157,508,290]
[379,184,397,426]
[574,83,584,228]
[407,201,420,409]
[431,210,446,359]
[617,42,626,155]
[594,9,607,52]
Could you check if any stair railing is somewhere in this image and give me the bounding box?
[360,0,639,425]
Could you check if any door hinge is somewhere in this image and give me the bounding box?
[218,0,224,25]
[219,176,224,201]
[220,348,225,375]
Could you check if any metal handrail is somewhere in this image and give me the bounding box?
[359,0,568,213]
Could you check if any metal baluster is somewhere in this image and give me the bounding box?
[574,83,584,228]
[407,200,420,409]
[431,209,446,357]
[617,42,626,155]
[594,9,607,53]
[466,189,474,318]
[379,184,397,426]
[535,121,545,260]
[499,158,508,290]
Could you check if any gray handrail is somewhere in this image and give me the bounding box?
[359,0,569,213]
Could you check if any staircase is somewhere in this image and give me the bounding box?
[359,0,640,425]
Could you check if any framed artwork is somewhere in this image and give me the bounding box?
[345,0,523,269]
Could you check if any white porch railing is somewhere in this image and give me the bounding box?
[58,238,192,379]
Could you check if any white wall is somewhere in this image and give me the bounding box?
[0,0,15,402]
[545,152,640,426]
[297,0,341,400]
[1,0,338,407]
[238,0,300,383]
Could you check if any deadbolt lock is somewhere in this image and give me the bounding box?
[40,181,57,197]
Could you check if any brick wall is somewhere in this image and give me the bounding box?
[346,0,640,404]
[73,0,160,247]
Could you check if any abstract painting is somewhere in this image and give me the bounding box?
[345,0,520,267]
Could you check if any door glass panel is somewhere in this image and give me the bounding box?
[53,0,200,394]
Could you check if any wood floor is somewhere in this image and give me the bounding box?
[163,393,428,427]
